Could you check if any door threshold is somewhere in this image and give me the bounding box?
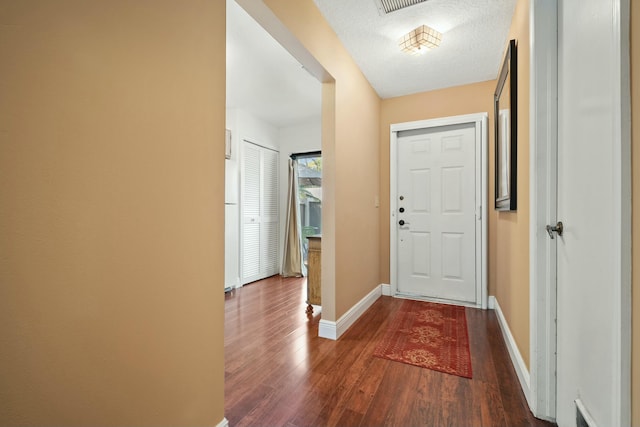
[393,292,481,309]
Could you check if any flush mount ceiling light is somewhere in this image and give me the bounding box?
[399,25,442,55]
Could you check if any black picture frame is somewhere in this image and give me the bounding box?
[494,39,517,211]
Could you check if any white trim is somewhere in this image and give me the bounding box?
[217,417,229,427]
[490,296,532,408]
[575,399,599,427]
[529,0,558,421]
[381,283,392,296]
[390,120,398,294]
[318,285,382,340]
[389,113,488,309]
[318,319,337,340]
[478,115,489,310]
[612,1,632,426]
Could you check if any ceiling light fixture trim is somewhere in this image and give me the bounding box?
[399,24,442,55]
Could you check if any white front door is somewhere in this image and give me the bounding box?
[396,123,477,304]
[555,0,630,425]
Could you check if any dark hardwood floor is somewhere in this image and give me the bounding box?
[224,275,556,427]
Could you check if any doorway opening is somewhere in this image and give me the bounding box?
[225,0,322,290]
[294,152,322,264]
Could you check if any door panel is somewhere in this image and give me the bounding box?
[411,169,430,211]
[261,148,279,277]
[411,232,430,277]
[242,143,262,283]
[442,232,463,280]
[556,0,629,425]
[442,167,463,212]
[242,222,260,279]
[396,123,476,303]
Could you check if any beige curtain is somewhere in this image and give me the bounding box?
[282,159,305,277]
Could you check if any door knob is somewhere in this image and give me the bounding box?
[399,220,409,226]
[546,221,563,239]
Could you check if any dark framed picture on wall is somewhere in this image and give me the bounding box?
[494,39,517,211]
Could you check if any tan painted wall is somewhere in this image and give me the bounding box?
[263,0,381,321]
[491,0,531,368]
[0,1,226,425]
[379,80,496,286]
[631,0,639,423]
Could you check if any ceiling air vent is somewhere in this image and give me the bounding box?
[374,0,428,15]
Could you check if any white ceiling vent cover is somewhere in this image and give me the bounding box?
[374,0,428,15]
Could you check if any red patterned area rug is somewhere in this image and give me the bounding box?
[373,300,472,378]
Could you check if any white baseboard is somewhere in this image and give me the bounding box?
[217,417,229,427]
[489,296,532,409]
[318,285,382,340]
[318,319,337,340]
[381,283,392,296]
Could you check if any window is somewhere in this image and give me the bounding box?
[296,155,321,264]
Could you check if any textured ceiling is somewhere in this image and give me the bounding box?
[226,0,321,128]
[313,0,517,98]
[226,0,516,127]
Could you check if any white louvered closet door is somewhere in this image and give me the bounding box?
[260,148,279,278]
[241,141,279,284]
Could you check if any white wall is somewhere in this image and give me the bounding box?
[278,118,322,271]
[225,108,281,204]
[225,109,240,204]
[233,109,280,151]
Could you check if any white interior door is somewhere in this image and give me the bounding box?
[241,141,279,284]
[260,148,279,278]
[556,0,630,425]
[396,123,477,304]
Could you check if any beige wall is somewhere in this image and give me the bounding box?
[379,80,496,286]
[491,0,531,368]
[0,1,226,425]
[263,0,381,321]
[631,0,639,423]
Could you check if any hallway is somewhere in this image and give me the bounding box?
[224,276,555,427]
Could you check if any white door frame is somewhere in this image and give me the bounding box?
[529,0,558,420]
[390,113,488,309]
[529,0,631,424]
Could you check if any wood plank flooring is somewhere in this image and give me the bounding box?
[224,275,556,427]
